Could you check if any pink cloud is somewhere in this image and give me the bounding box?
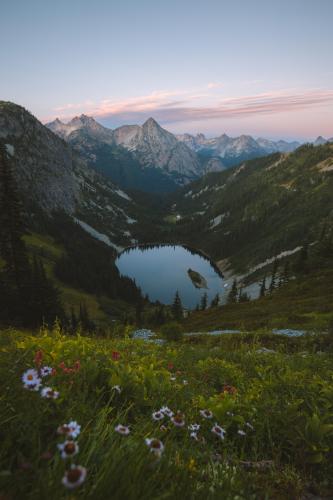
[47,88,333,134]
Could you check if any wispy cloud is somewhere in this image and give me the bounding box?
[49,87,333,128]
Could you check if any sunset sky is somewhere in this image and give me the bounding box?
[1,0,333,140]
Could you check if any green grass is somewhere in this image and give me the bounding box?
[184,268,333,332]
[0,328,332,499]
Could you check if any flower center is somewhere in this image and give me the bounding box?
[67,468,81,483]
[64,442,76,454]
[27,374,33,380]
[150,439,161,449]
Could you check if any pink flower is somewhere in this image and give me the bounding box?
[112,351,120,361]
[34,350,43,367]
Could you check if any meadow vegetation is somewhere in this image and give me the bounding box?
[0,327,332,499]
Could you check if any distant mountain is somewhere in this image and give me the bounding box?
[47,116,204,192]
[313,135,332,146]
[1,102,139,251]
[177,132,301,167]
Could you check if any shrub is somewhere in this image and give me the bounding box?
[160,322,183,341]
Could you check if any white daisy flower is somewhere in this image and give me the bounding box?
[57,421,81,439]
[145,438,164,457]
[112,385,122,394]
[171,414,185,427]
[188,424,200,431]
[115,424,130,435]
[190,431,199,441]
[200,409,213,419]
[245,422,254,430]
[67,421,81,438]
[238,429,246,436]
[40,366,53,377]
[152,411,164,421]
[22,369,40,386]
[58,440,79,459]
[211,424,226,439]
[160,406,174,418]
[41,387,59,399]
[23,381,42,391]
[62,464,87,489]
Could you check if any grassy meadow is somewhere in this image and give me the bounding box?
[0,327,332,499]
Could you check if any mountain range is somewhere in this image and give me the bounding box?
[47,114,311,192]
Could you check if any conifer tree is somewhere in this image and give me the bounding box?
[259,276,267,298]
[269,259,278,294]
[200,292,208,310]
[0,143,31,323]
[227,279,238,304]
[210,293,219,307]
[171,290,183,320]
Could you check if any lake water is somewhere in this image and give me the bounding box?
[115,245,224,309]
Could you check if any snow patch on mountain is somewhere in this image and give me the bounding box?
[74,218,123,252]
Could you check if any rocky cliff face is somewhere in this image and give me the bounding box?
[114,118,201,180]
[0,102,139,251]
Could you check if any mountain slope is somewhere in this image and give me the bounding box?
[157,143,333,276]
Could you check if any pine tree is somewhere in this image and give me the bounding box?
[294,242,309,274]
[0,143,30,287]
[227,279,238,304]
[269,259,278,294]
[259,276,267,298]
[210,293,219,307]
[200,292,208,310]
[0,143,31,323]
[171,291,183,321]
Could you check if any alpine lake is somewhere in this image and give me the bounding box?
[115,244,225,309]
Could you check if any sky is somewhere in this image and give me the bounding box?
[1,0,333,140]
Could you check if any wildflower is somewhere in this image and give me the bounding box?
[171,414,185,427]
[183,380,188,385]
[190,431,199,441]
[74,360,81,371]
[115,424,130,435]
[23,381,42,391]
[62,465,87,489]
[238,429,246,436]
[245,422,254,430]
[34,350,43,367]
[112,351,120,361]
[211,424,226,440]
[170,376,176,381]
[226,411,234,417]
[59,362,66,370]
[112,385,122,394]
[188,424,200,431]
[57,422,81,439]
[58,440,79,459]
[160,406,174,418]
[145,438,164,457]
[22,369,40,387]
[160,424,168,432]
[41,387,59,399]
[200,409,213,419]
[152,411,164,421]
[222,384,237,395]
[40,366,53,377]
[167,362,174,370]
